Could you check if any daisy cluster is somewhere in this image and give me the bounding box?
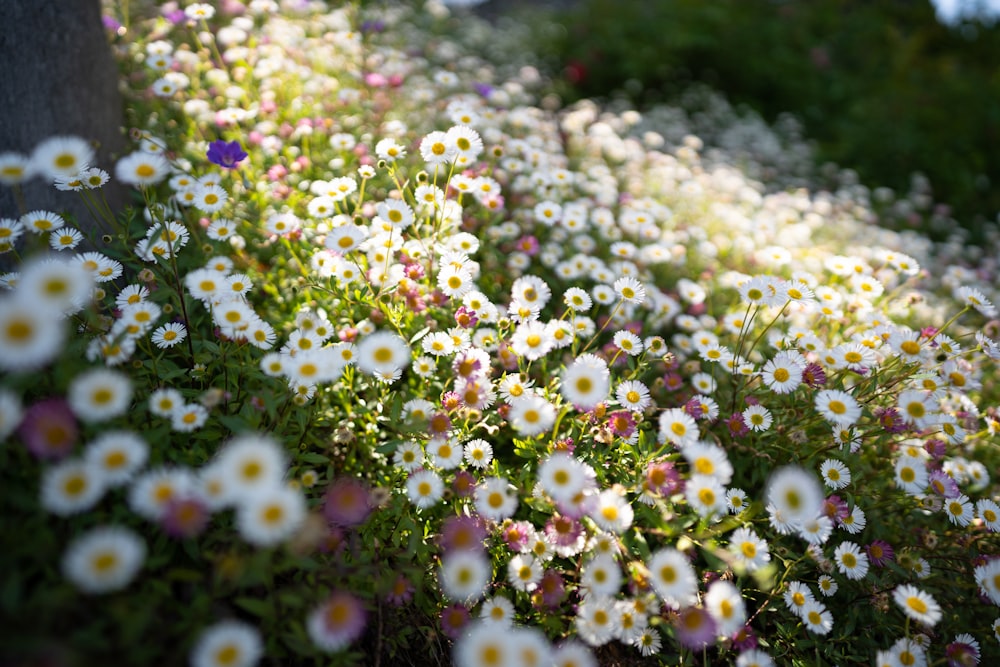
[1,1,999,666]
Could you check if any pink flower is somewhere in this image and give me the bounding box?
[307,591,367,652]
[385,574,413,606]
[536,569,566,608]
[19,398,77,460]
[324,477,372,528]
[161,496,210,538]
[675,607,717,650]
[439,515,486,553]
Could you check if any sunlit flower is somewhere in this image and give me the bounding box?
[31,135,94,180]
[561,353,609,410]
[115,151,170,186]
[729,527,771,572]
[439,549,491,603]
[474,476,518,521]
[151,322,187,348]
[406,468,443,509]
[646,548,698,609]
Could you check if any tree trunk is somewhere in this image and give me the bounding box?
[0,0,125,231]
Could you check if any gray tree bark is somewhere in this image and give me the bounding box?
[0,0,125,230]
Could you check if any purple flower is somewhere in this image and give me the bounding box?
[324,477,372,528]
[675,606,717,650]
[439,515,486,553]
[161,496,210,538]
[802,362,827,388]
[946,635,981,666]
[385,574,413,606]
[19,398,78,460]
[536,569,566,608]
[929,469,960,498]
[206,140,248,169]
[163,9,186,23]
[308,591,367,651]
[865,539,895,568]
[440,603,470,639]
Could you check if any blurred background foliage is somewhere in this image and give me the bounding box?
[516,0,1000,240]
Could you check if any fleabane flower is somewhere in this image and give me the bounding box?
[31,135,94,180]
[974,559,1000,604]
[704,580,747,637]
[760,349,805,394]
[67,368,132,422]
[508,394,556,437]
[955,285,998,317]
[765,466,824,527]
[820,459,851,490]
[590,488,633,533]
[474,476,518,521]
[814,389,861,426]
[892,585,941,626]
[0,295,66,371]
[190,620,262,667]
[115,151,170,186]
[406,469,443,509]
[61,525,145,594]
[439,550,491,602]
[833,541,870,580]
[355,330,410,378]
[561,353,609,411]
[646,548,698,609]
[728,527,771,572]
[307,591,367,652]
[537,451,591,504]
[658,408,698,448]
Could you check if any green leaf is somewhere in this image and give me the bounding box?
[298,452,330,464]
[216,413,252,435]
[234,596,272,618]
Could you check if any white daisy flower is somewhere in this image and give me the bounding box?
[439,550,491,602]
[128,467,197,521]
[561,353,610,411]
[67,368,132,423]
[820,459,851,490]
[474,476,518,521]
[215,434,288,504]
[892,584,941,626]
[236,485,307,547]
[41,459,107,516]
[463,439,493,469]
[728,527,771,572]
[405,469,443,509]
[84,430,149,486]
[646,548,698,609]
[61,525,146,594]
[590,488,634,534]
[190,620,263,667]
[833,541,869,580]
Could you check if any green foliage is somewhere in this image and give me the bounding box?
[551,0,1000,239]
[1,1,998,666]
